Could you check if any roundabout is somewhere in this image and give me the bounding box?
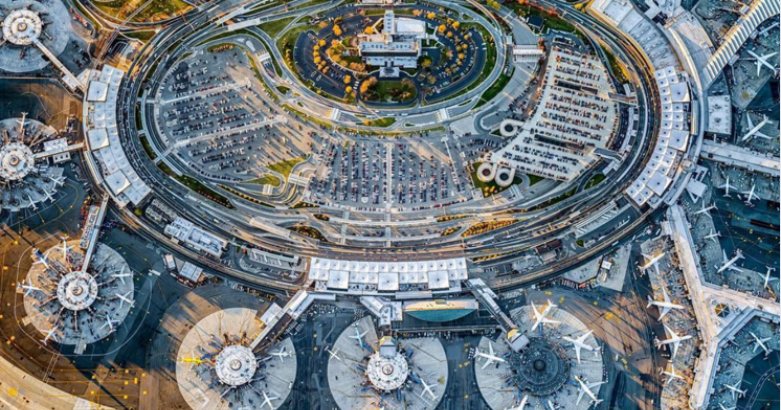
[108,0,671,290]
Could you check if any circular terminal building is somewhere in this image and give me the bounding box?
[327,316,448,410]
[475,302,604,409]
[0,117,67,212]
[0,0,71,73]
[22,240,134,350]
[175,308,297,410]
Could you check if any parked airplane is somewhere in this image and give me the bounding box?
[531,300,559,331]
[506,394,528,410]
[746,50,778,76]
[327,346,341,361]
[475,341,506,369]
[661,364,684,385]
[640,252,665,271]
[694,204,716,216]
[260,391,279,409]
[741,184,758,206]
[20,279,43,296]
[724,381,746,400]
[563,330,597,364]
[419,379,437,400]
[750,331,771,356]
[717,177,733,197]
[269,346,292,362]
[758,267,778,291]
[349,324,368,350]
[575,376,604,406]
[116,291,134,309]
[655,324,693,359]
[741,114,774,141]
[717,249,744,274]
[646,287,684,320]
[705,229,721,244]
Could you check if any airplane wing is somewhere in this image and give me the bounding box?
[481,357,492,370]
[488,342,495,356]
[574,345,582,363]
[671,341,680,359]
[576,387,585,405]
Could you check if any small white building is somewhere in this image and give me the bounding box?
[358,10,431,70]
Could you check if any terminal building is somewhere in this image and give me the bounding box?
[358,10,431,74]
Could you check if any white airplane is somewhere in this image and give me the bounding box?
[111,265,132,284]
[42,328,58,344]
[326,346,341,361]
[717,249,744,274]
[32,249,50,269]
[742,184,758,206]
[718,176,733,197]
[505,395,528,410]
[349,324,368,350]
[640,252,665,271]
[101,316,116,332]
[719,404,736,410]
[661,364,684,385]
[705,229,721,244]
[746,50,778,76]
[750,331,771,356]
[758,267,778,290]
[20,279,43,296]
[724,381,746,400]
[575,376,604,406]
[419,379,437,400]
[563,330,596,364]
[42,189,55,203]
[260,391,279,410]
[647,287,684,320]
[475,341,506,369]
[115,291,134,309]
[741,114,774,141]
[269,347,292,362]
[655,324,693,359]
[531,300,560,331]
[694,204,716,216]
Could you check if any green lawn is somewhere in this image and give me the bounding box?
[585,173,606,189]
[157,163,234,208]
[362,117,396,127]
[124,30,156,42]
[470,162,521,197]
[268,157,306,179]
[259,16,297,38]
[249,174,282,186]
[476,71,512,107]
[602,48,630,84]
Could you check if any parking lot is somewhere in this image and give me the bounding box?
[308,137,470,210]
[155,45,315,182]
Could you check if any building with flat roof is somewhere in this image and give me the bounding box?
[358,10,431,70]
[164,217,228,258]
[403,298,479,322]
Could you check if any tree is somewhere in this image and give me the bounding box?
[452,21,460,29]
[319,39,326,47]
[345,86,353,94]
[437,24,446,34]
[344,74,352,84]
[333,24,343,36]
[426,11,436,19]
[364,26,375,34]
